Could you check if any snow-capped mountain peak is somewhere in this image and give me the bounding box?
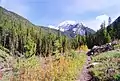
[57,20,78,31]
[48,20,95,37]
[58,20,77,27]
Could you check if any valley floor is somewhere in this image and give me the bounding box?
[0,49,87,81]
[0,46,120,81]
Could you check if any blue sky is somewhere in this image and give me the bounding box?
[0,0,120,31]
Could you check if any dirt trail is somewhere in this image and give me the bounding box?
[76,56,92,81]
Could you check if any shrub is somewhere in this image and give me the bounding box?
[11,51,87,81]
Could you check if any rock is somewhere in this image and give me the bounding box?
[87,62,100,69]
[112,40,118,46]
[92,46,99,49]
[86,51,93,56]
[117,49,120,51]
[106,68,115,76]
[14,51,21,57]
[86,42,114,56]
[0,68,12,72]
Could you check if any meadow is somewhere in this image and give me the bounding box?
[90,50,120,81]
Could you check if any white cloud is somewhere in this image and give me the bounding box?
[80,14,107,31]
[83,14,109,31]
[0,0,30,18]
[83,13,120,31]
[96,14,109,26]
[96,14,109,22]
[81,19,99,31]
[74,14,110,31]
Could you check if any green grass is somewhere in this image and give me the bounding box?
[90,50,120,81]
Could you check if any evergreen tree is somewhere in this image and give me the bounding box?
[105,33,111,43]
[108,17,112,25]
[24,34,36,58]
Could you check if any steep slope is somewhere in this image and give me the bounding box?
[0,6,34,28]
[0,6,61,36]
[107,16,120,39]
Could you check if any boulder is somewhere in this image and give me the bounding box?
[86,43,114,56]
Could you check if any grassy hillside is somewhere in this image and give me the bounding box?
[90,50,120,81]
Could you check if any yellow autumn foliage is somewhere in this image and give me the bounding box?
[11,51,86,81]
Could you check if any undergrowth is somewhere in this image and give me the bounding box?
[9,50,87,81]
[90,50,120,81]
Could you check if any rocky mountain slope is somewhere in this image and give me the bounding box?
[51,20,95,37]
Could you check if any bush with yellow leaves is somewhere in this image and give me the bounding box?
[11,50,86,81]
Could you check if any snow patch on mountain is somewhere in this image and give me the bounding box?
[48,25,58,30]
[57,20,77,31]
[48,20,95,37]
[48,25,64,31]
[58,20,76,27]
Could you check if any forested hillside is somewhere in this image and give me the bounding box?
[0,6,88,58]
[107,16,120,39]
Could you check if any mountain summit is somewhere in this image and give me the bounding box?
[56,20,95,37]
[58,20,77,31]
